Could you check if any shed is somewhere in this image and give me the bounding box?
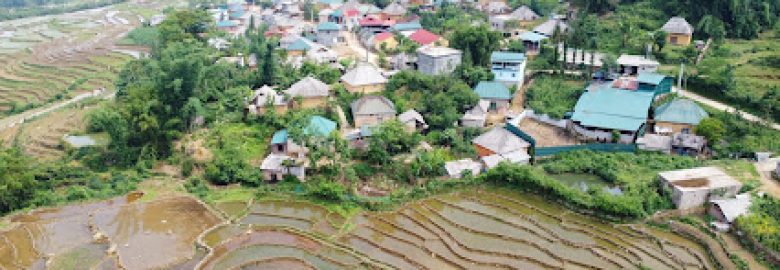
[708,193,751,225]
[655,99,708,129]
[472,125,531,158]
[350,95,397,128]
[445,159,483,178]
[661,17,694,46]
[398,109,428,132]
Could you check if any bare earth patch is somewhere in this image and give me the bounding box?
[518,118,577,147]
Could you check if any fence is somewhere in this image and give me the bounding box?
[535,143,637,157]
[512,109,569,129]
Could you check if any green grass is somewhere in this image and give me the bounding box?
[205,123,272,162]
[116,26,158,47]
[205,187,255,203]
[706,159,761,191]
[525,76,585,119]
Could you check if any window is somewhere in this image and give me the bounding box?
[670,36,678,44]
[489,102,497,112]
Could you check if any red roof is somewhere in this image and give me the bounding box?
[409,29,440,45]
[375,32,394,41]
[345,9,360,17]
[612,77,639,90]
[264,29,286,38]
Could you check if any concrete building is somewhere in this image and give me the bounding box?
[248,85,288,115]
[341,62,388,93]
[445,159,483,178]
[416,46,462,76]
[350,95,397,128]
[474,81,512,113]
[398,109,428,132]
[617,55,660,75]
[316,22,342,46]
[490,51,526,87]
[658,167,743,210]
[708,194,751,230]
[661,17,694,46]
[461,100,489,128]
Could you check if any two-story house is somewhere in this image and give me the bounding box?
[490,51,526,87]
[416,46,462,76]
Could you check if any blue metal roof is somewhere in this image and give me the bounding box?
[637,72,668,85]
[216,20,237,28]
[394,22,422,32]
[474,81,512,100]
[518,31,547,42]
[491,51,526,63]
[571,86,654,131]
[317,22,340,31]
[287,38,312,51]
[319,0,343,5]
[271,129,288,144]
[305,116,337,137]
[655,99,708,125]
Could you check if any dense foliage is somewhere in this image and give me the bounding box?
[705,110,780,156]
[384,70,478,130]
[525,76,585,119]
[450,24,503,67]
[417,3,486,35]
[736,195,780,253]
[537,151,701,217]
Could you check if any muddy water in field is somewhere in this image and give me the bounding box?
[0,194,219,270]
[3,187,716,270]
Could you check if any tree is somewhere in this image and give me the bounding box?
[697,15,726,44]
[653,30,667,52]
[0,147,37,214]
[506,40,526,53]
[366,120,420,164]
[696,117,726,143]
[453,64,494,88]
[450,24,502,67]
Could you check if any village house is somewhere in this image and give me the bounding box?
[373,32,398,51]
[341,62,388,93]
[491,51,526,87]
[416,46,462,75]
[444,159,483,178]
[392,52,417,71]
[472,124,532,168]
[398,109,428,132]
[661,17,694,46]
[393,21,423,36]
[263,116,338,182]
[510,5,539,25]
[247,85,288,115]
[462,100,489,128]
[570,84,655,143]
[284,76,331,108]
[636,72,673,94]
[708,194,751,231]
[658,167,743,210]
[483,1,510,14]
[518,31,547,55]
[285,38,314,56]
[533,18,568,37]
[617,54,660,75]
[637,134,673,153]
[350,95,397,128]
[474,81,512,113]
[671,132,707,156]
[653,98,708,134]
[359,16,395,34]
[316,22,343,46]
[490,15,522,39]
[409,29,447,46]
[381,1,407,20]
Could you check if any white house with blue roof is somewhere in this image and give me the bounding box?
[491,51,527,87]
[263,116,339,182]
[474,81,512,113]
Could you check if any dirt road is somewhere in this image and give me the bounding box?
[0,89,110,132]
[676,88,780,131]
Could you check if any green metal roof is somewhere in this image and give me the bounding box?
[571,87,654,131]
[287,38,311,51]
[216,20,237,28]
[318,0,343,5]
[655,98,708,125]
[474,81,512,100]
[271,129,289,144]
[637,72,668,85]
[490,51,526,63]
[305,116,337,137]
[317,22,340,31]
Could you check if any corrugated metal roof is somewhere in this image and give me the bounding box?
[317,22,340,31]
[571,87,654,131]
[287,38,312,51]
[472,126,530,154]
[351,95,396,115]
[285,76,330,98]
[519,31,547,42]
[491,51,526,62]
[474,81,512,100]
[394,22,422,31]
[341,62,387,86]
[637,72,668,85]
[662,17,694,35]
[272,129,289,144]
[655,98,708,125]
[305,116,337,136]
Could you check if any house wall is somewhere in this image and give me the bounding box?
[417,53,461,75]
[666,33,692,46]
[288,50,305,57]
[318,30,341,47]
[707,204,730,224]
[572,124,637,144]
[492,60,526,87]
[474,144,496,157]
[656,121,694,134]
[299,97,328,108]
[461,117,486,128]
[345,83,385,94]
[672,188,710,210]
[374,38,398,51]
[353,113,395,128]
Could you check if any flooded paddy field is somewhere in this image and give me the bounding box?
[203,187,715,270]
[0,193,219,270]
[2,186,715,269]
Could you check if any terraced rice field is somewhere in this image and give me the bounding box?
[202,188,716,270]
[0,1,164,113]
[0,194,220,270]
[0,106,89,159]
